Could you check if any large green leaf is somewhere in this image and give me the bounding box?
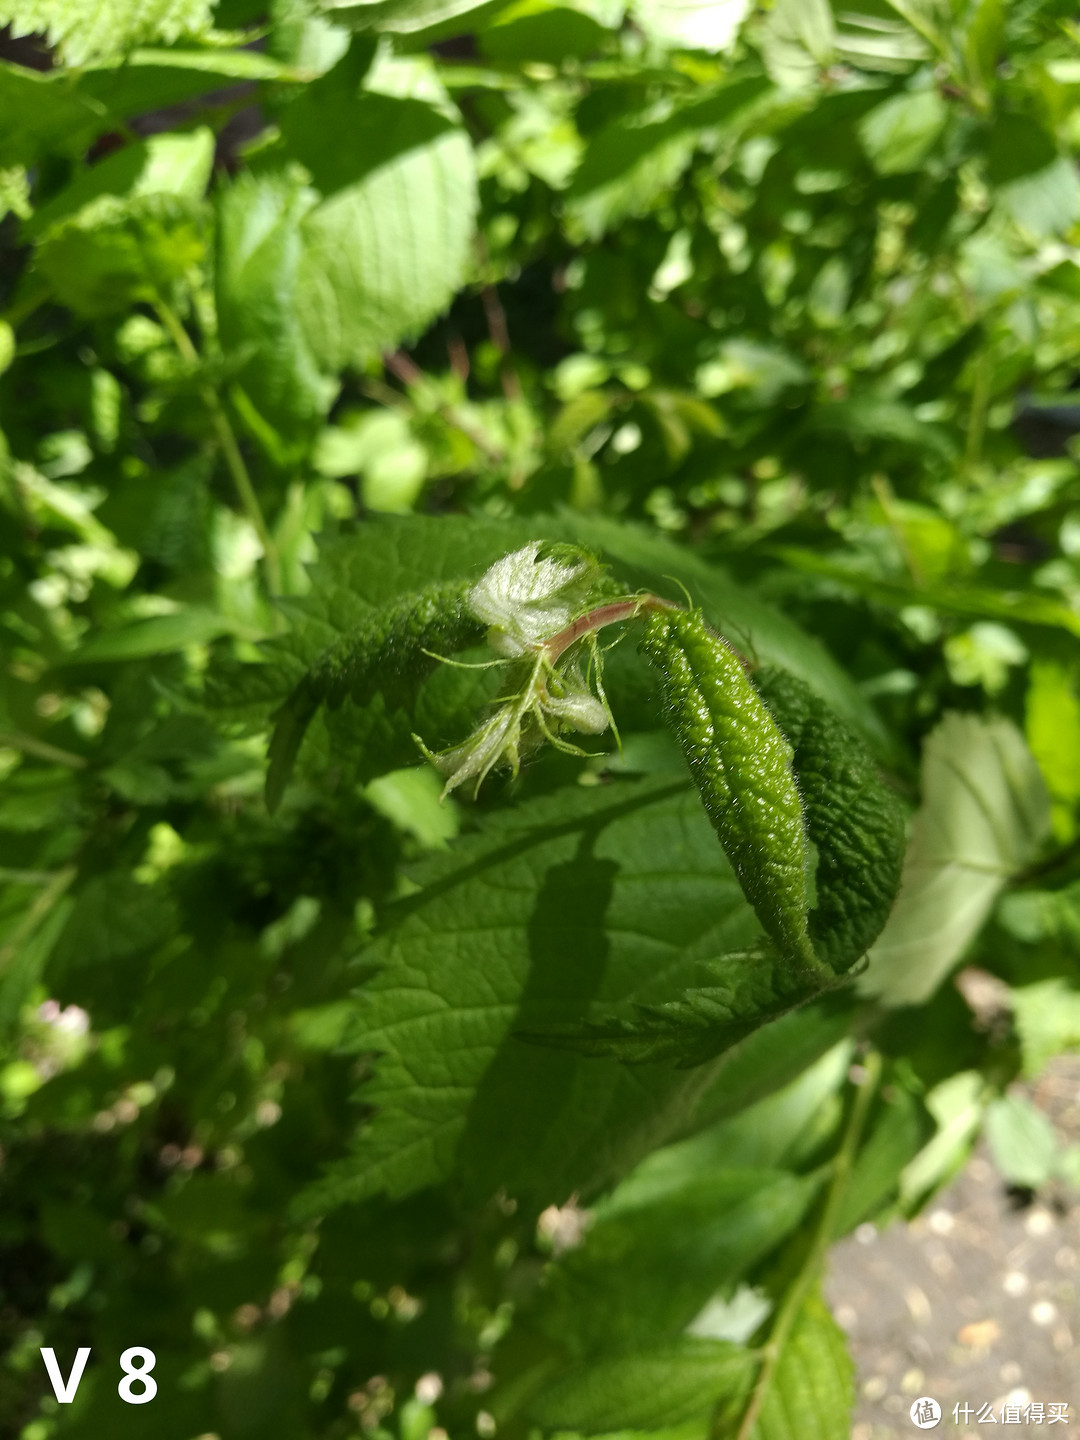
[749,1290,854,1440]
[290,56,479,368]
[293,778,771,1214]
[860,714,1050,1007]
[216,172,338,434]
[534,1165,820,1357]
[525,668,904,1064]
[528,1338,755,1433]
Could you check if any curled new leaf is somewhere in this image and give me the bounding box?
[265,580,482,811]
[754,666,907,975]
[640,608,822,974]
[526,659,908,1066]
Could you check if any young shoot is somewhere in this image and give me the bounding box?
[417,543,672,797]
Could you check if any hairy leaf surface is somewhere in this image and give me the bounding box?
[294,779,771,1214]
[527,1338,755,1433]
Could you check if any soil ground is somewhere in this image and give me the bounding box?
[825,1057,1080,1438]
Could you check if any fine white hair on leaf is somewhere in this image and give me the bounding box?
[543,692,609,734]
[468,542,593,655]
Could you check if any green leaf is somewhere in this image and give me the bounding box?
[51,873,177,979]
[535,1167,820,1358]
[34,192,207,318]
[753,668,907,975]
[216,171,338,434]
[984,1093,1058,1189]
[265,579,481,810]
[291,56,478,368]
[530,942,839,1067]
[774,547,1080,639]
[857,89,947,175]
[749,1290,854,1440]
[760,0,835,89]
[64,607,234,662]
[830,1084,932,1234]
[528,1339,754,1433]
[988,114,1080,236]
[679,996,857,1134]
[24,128,215,241]
[0,53,306,169]
[1026,659,1080,839]
[529,668,905,1064]
[364,765,461,849]
[0,894,75,1036]
[278,43,455,196]
[899,1070,985,1207]
[319,0,501,35]
[1008,976,1080,1079]
[859,714,1050,1008]
[0,0,215,65]
[806,395,955,458]
[962,0,1003,96]
[566,79,771,238]
[293,779,771,1214]
[675,1041,852,1173]
[27,129,213,319]
[630,0,751,52]
[0,62,104,167]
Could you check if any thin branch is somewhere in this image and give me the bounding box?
[0,865,77,976]
[0,731,87,769]
[384,349,506,463]
[730,1051,882,1440]
[481,284,522,400]
[153,299,282,596]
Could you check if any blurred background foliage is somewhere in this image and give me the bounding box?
[3,0,1080,1436]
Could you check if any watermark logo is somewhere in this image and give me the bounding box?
[910,1397,942,1429]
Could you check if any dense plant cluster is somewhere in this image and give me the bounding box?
[2,0,1080,1437]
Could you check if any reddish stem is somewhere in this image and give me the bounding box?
[542,595,676,665]
[540,595,752,673]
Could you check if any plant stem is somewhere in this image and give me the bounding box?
[384,349,506,463]
[731,1050,882,1440]
[153,299,283,596]
[0,865,77,976]
[542,595,678,666]
[965,349,991,472]
[0,731,87,769]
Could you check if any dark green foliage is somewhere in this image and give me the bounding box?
[3,2,1080,1438]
